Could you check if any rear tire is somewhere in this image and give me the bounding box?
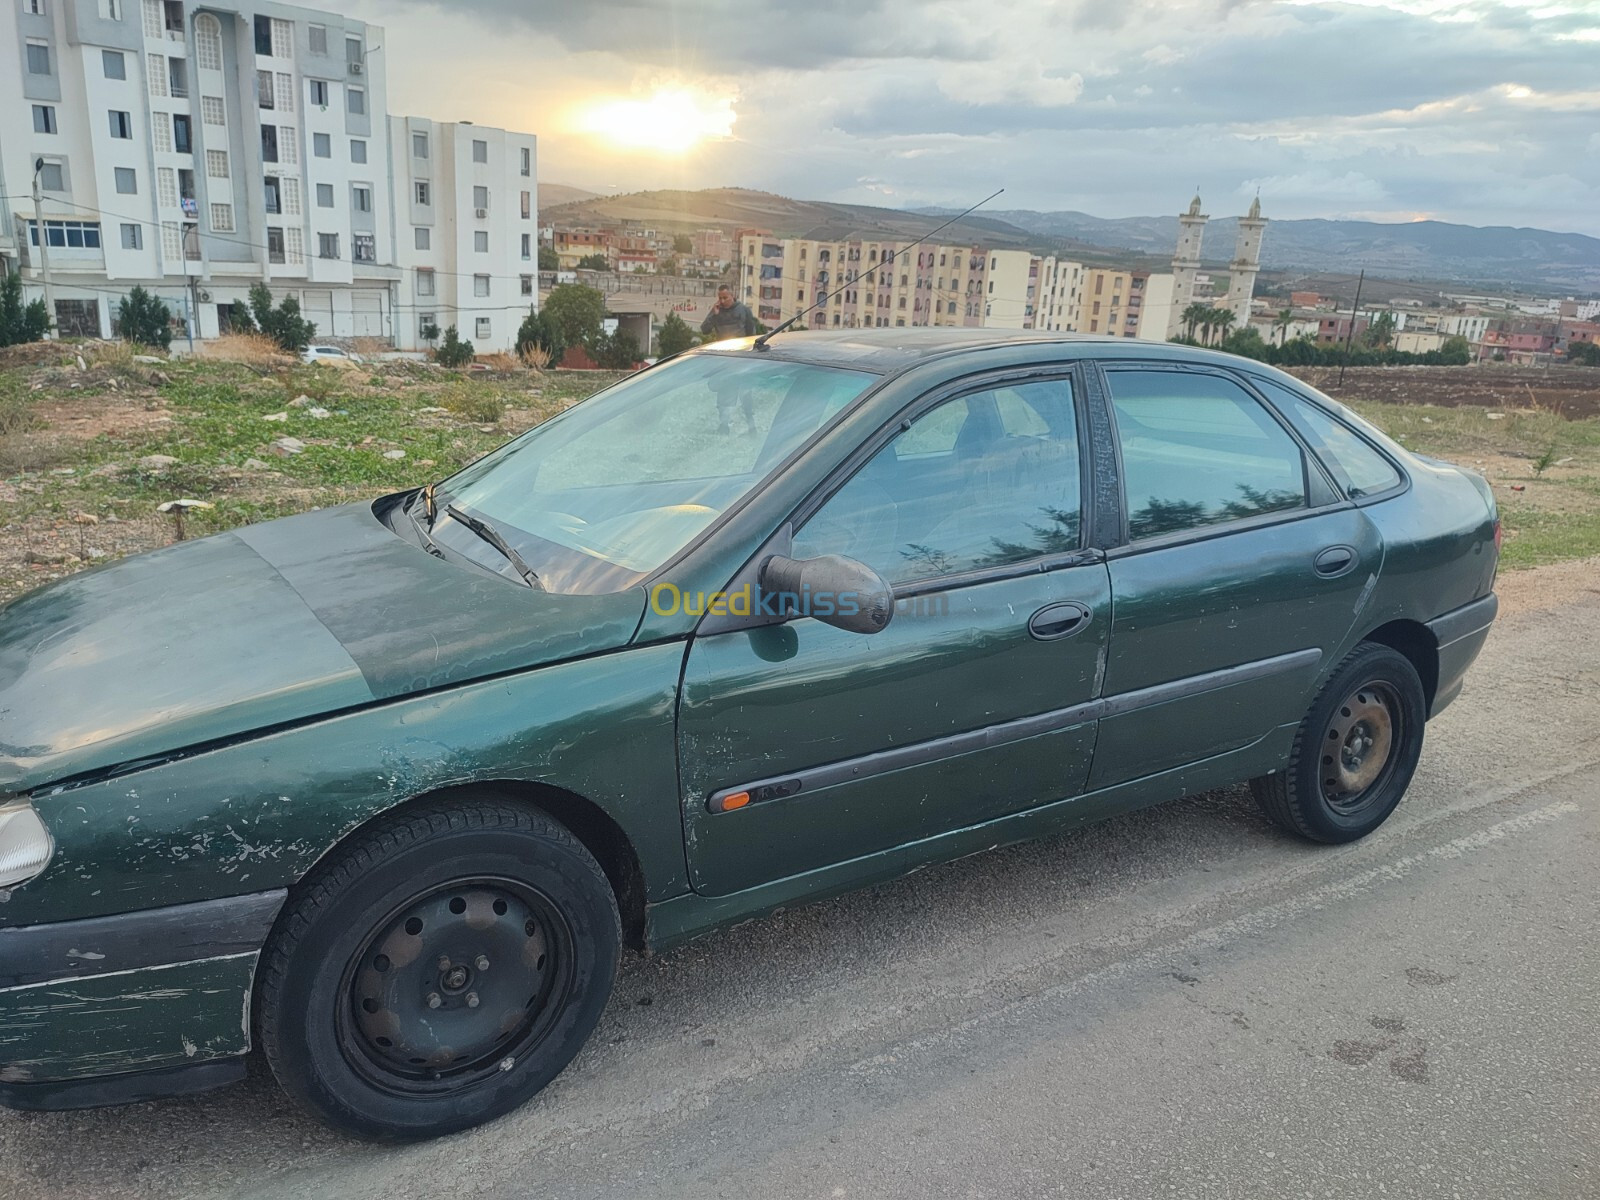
[257,797,619,1141]
[1251,642,1426,844]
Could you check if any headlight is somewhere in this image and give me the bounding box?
[0,801,54,893]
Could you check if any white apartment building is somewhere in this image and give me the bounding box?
[388,118,538,352]
[1,0,536,350]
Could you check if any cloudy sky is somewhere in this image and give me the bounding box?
[344,0,1600,235]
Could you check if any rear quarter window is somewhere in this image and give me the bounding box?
[1251,377,1403,499]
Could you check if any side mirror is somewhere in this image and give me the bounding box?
[759,553,894,635]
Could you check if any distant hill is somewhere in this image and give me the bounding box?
[928,208,1600,293]
[538,182,601,211]
[541,187,1600,293]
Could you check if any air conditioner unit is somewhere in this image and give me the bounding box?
[475,207,488,219]
[350,61,363,74]
[197,289,213,302]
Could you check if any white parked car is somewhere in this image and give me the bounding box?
[301,345,365,366]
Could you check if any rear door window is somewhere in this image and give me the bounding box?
[1106,369,1308,541]
[1251,378,1403,499]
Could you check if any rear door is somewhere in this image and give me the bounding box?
[1089,365,1383,789]
[677,371,1111,897]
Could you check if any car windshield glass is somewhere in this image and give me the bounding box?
[436,353,877,594]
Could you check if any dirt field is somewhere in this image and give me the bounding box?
[1292,364,1600,420]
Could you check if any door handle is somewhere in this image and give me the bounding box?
[1313,545,1357,578]
[1028,601,1091,641]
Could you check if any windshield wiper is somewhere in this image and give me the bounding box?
[444,504,543,589]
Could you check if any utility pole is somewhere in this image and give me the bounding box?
[188,273,202,351]
[1338,269,1365,387]
[31,158,56,338]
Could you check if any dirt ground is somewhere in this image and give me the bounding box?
[1292,364,1600,419]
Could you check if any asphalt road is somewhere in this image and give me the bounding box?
[3,577,1597,1200]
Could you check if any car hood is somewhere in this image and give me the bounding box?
[0,502,646,792]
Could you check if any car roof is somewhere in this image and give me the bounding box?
[692,329,1268,376]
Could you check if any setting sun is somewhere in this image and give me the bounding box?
[577,88,736,154]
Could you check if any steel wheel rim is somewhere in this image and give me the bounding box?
[337,877,575,1096]
[1319,680,1402,814]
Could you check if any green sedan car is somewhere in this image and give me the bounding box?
[0,331,1498,1139]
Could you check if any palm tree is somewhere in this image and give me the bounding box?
[1274,307,1294,346]
[1212,308,1236,345]
[1197,307,1216,346]
[1181,302,1209,342]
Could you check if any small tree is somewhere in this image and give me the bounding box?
[434,325,475,368]
[538,246,559,271]
[248,282,316,352]
[0,270,50,347]
[591,329,642,370]
[116,285,174,349]
[673,233,693,255]
[227,303,257,334]
[655,311,697,358]
[1568,340,1600,366]
[575,253,609,272]
[419,319,441,346]
[542,283,606,353]
[515,307,564,365]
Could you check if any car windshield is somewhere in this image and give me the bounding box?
[432,353,877,594]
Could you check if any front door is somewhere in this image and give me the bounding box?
[677,374,1111,896]
[1089,365,1383,789]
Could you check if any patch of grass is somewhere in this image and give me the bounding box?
[438,381,507,425]
[1498,509,1600,569]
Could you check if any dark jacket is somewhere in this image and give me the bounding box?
[701,300,757,339]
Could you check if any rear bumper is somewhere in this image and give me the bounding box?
[0,890,284,1110]
[1426,592,1498,717]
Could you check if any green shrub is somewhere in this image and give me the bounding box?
[0,270,50,347]
[115,285,174,349]
[248,282,316,353]
[434,325,475,368]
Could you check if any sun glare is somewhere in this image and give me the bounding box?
[578,89,736,154]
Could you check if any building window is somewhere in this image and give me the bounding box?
[103,49,127,79]
[114,167,138,194]
[271,17,293,58]
[414,227,429,250]
[257,69,275,109]
[345,36,361,65]
[282,176,301,216]
[520,146,531,176]
[354,233,375,262]
[106,0,120,16]
[147,52,166,96]
[202,95,225,124]
[473,274,489,297]
[168,57,186,98]
[263,175,281,213]
[474,230,489,253]
[28,220,102,249]
[476,317,492,340]
[416,269,435,297]
[143,0,161,37]
[276,73,295,112]
[472,139,488,163]
[312,132,330,158]
[26,41,50,75]
[261,126,278,162]
[310,79,329,106]
[418,313,436,338]
[267,226,285,263]
[309,23,327,54]
[158,166,177,207]
[316,183,334,208]
[520,275,533,296]
[472,185,488,210]
[415,181,430,206]
[121,222,142,249]
[520,233,531,259]
[318,233,339,259]
[37,161,65,191]
[412,132,428,158]
[347,87,365,115]
[211,203,234,231]
[353,186,371,213]
[152,112,172,151]
[206,149,228,177]
[196,14,222,70]
[159,220,180,261]
[350,138,367,164]
[279,126,297,165]
[520,190,531,219]
[172,113,191,153]
[32,105,56,134]
[25,0,44,14]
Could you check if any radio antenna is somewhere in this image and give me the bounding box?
[753,187,1005,350]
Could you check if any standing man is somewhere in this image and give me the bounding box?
[702,284,759,433]
[701,285,756,341]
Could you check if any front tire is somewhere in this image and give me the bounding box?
[257,797,619,1141]
[1252,642,1427,844]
